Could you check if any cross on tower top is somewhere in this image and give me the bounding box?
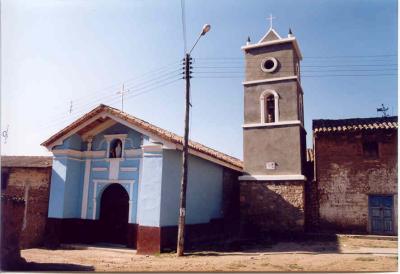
[267,14,276,30]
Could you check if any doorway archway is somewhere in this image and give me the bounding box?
[99,183,129,245]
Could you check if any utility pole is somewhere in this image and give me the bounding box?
[177,24,210,257]
[177,53,191,256]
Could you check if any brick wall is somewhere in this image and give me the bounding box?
[240,180,305,237]
[2,167,52,248]
[315,130,397,234]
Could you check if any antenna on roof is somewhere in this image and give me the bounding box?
[69,100,73,114]
[288,28,293,38]
[377,104,389,117]
[2,124,9,144]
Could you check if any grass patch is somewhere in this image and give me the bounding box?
[355,257,375,262]
[288,264,304,270]
[227,262,247,269]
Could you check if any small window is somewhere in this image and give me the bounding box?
[265,95,275,123]
[109,139,123,158]
[363,141,379,159]
[261,57,278,73]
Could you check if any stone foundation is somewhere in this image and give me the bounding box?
[240,180,305,237]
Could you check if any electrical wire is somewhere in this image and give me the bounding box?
[39,74,183,130]
[193,74,397,79]
[42,67,183,126]
[49,60,182,112]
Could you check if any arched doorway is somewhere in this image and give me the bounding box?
[99,183,129,245]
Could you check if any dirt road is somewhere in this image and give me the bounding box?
[20,237,397,272]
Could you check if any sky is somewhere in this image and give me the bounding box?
[1,0,398,159]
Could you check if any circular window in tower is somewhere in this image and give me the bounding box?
[261,57,278,73]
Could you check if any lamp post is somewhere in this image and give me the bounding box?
[177,24,211,257]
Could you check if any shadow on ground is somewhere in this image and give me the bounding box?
[16,261,95,271]
[184,234,341,257]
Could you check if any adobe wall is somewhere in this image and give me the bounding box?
[315,131,398,234]
[2,167,52,249]
[240,180,305,238]
[1,196,26,270]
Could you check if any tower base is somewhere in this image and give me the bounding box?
[240,180,305,238]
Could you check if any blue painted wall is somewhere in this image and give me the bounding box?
[91,123,142,151]
[136,151,163,227]
[47,120,225,229]
[63,158,84,218]
[84,122,142,222]
[48,121,143,223]
[48,157,68,218]
[48,156,85,218]
[159,150,224,227]
[53,134,86,151]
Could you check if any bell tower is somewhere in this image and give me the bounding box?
[239,23,307,235]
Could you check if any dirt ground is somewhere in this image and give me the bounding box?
[19,237,398,272]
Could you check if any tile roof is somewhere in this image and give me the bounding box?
[313,116,398,134]
[1,156,53,168]
[42,104,243,171]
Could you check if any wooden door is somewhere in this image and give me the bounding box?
[369,195,393,235]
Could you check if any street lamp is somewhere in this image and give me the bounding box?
[177,24,211,257]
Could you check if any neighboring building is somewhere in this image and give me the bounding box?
[1,194,26,270]
[239,27,307,236]
[1,156,53,249]
[41,104,242,254]
[312,117,398,235]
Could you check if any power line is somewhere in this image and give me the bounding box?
[194,54,397,60]
[193,63,397,68]
[49,77,181,132]
[192,69,397,73]
[42,67,183,125]
[48,60,182,112]
[40,74,182,131]
[39,75,183,131]
[193,74,397,79]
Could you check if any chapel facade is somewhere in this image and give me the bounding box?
[41,105,242,254]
